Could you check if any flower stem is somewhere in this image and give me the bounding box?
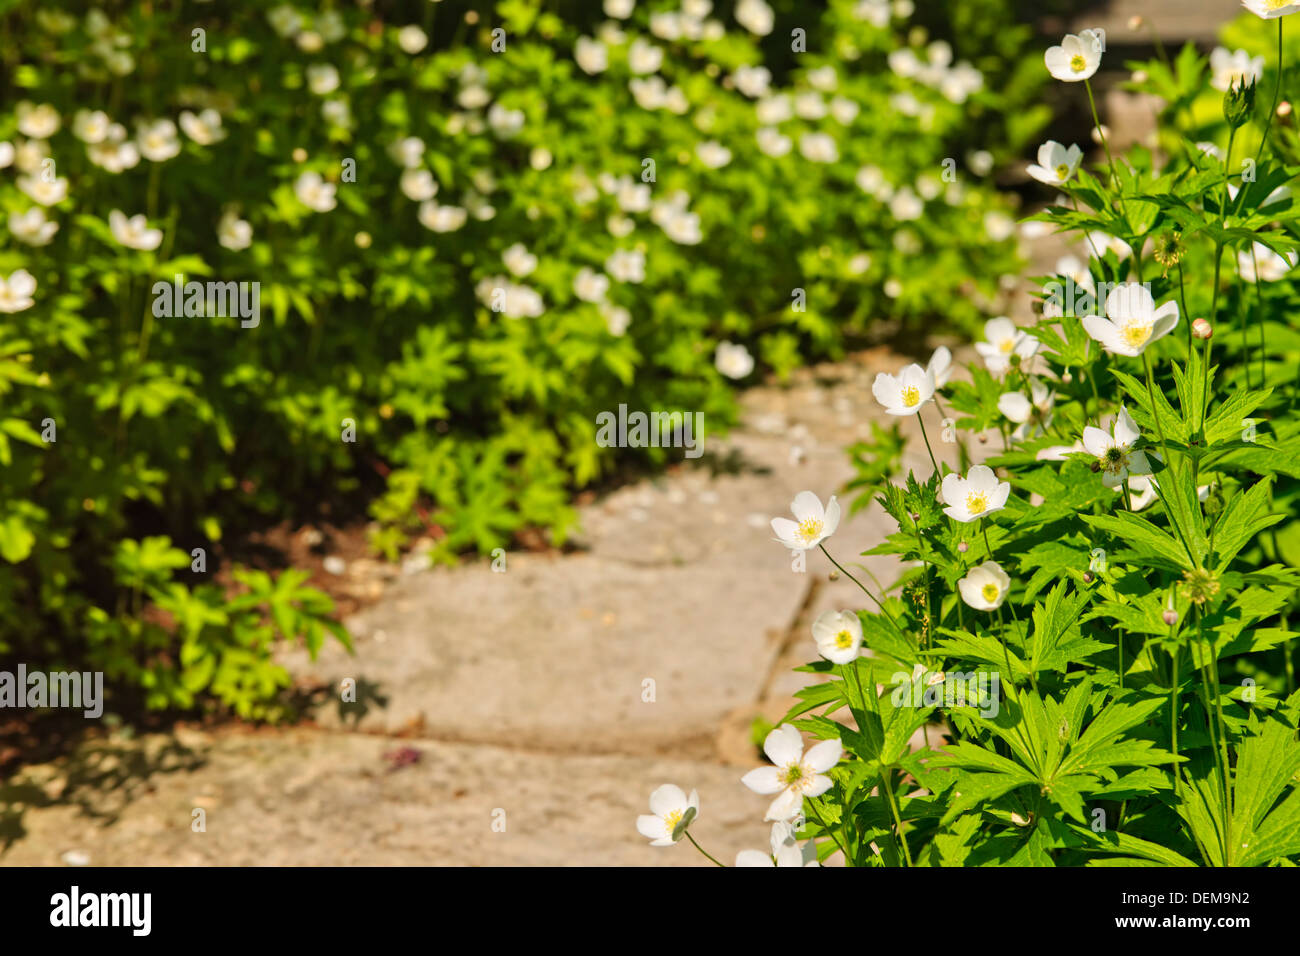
[819,544,902,634]
[917,412,942,477]
[685,831,726,867]
[877,767,914,868]
[1085,77,1125,219]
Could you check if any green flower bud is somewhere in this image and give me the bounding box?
[1224,77,1257,131]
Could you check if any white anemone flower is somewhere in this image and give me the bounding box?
[398,25,428,54]
[927,346,953,388]
[811,609,863,665]
[72,109,111,145]
[605,249,645,283]
[502,243,538,277]
[108,210,163,251]
[799,132,839,163]
[975,317,1039,376]
[941,465,1010,523]
[137,119,181,162]
[16,102,60,139]
[1044,30,1104,82]
[17,175,68,207]
[628,38,664,74]
[742,724,843,822]
[306,64,340,95]
[1082,406,1152,488]
[635,784,699,846]
[294,171,337,213]
[771,491,839,551]
[601,302,631,336]
[872,362,935,416]
[1238,242,1297,282]
[1243,0,1300,19]
[998,378,1055,442]
[696,140,732,168]
[9,207,59,246]
[756,127,792,157]
[1082,282,1179,357]
[575,37,608,74]
[400,168,438,202]
[736,0,775,36]
[733,65,772,98]
[735,821,820,867]
[418,201,468,232]
[958,561,1011,611]
[1026,140,1083,186]
[390,136,425,169]
[715,341,754,379]
[217,210,252,251]
[0,142,11,169]
[0,270,37,313]
[573,268,610,303]
[178,108,226,145]
[1210,47,1265,92]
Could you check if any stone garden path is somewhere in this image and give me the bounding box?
[3,343,979,867]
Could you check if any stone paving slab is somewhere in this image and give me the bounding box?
[278,351,914,756]
[0,728,777,867]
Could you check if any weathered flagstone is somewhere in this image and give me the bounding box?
[0,728,779,867]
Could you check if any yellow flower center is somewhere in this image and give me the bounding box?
[835,629,854,649]
[1055,163,1071,180]
[901,385,921,407]
[1070,54,1087,72]
[981,583,1000,602]
[779,763,809,789]
[965,491,989,514]
[999,338,1015,353]
[797,517,824,542]
[1102,446,1129,475]
[1121,323,1152,349]
[1268,0,1290,9]
[663,809,683,833]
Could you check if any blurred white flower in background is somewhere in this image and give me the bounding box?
[17,175,68,206]
[715,341,755,380]
[628,38,663,74]
[400,168,438,202]
[502,243,538,278]
[695,140,732,168]
[575,36,608,74]
[72,109,111,144]
[574,268,611,303]
[108,210,163,251]
[217,209,252,251]
[398,25,428,55]
[16,102,60,139]
[606,248,646,283]
[9,207,59,246]
[735,0,774,36]
[0,270,37,313]
[136,119,180,161]
[179,108,226,145]
[799,132,838,163]
[306,64,339,95]
[1209,46,1264,92]
[293,171,337,213]
[1238,241,1298,282]
[733,64,772,98]
[419,201,468,233]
